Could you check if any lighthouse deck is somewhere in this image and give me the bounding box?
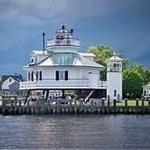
[20,79,107,90]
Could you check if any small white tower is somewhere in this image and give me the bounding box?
[107,52,123,101]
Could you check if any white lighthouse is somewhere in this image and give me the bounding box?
[107,52,123,101]
[19,25,123,102]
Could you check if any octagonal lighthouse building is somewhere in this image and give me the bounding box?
[20,26,123,101]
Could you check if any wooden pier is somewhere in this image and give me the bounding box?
[0,97,150,115]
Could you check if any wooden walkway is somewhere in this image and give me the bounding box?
[1,105,150,115]
[0,97,150,115]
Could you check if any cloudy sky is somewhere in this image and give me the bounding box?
[0,0,150,75]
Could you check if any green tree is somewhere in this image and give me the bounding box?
[143,68,150,84]
[88,45,112,80]
[88,45,113,66]
[88,45,130,80]
[130,64,150,84]
[123,67,143,99]
[88,44,150,99]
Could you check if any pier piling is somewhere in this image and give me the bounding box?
[1,97,150,115]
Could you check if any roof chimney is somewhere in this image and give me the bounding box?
[42,32,45,51]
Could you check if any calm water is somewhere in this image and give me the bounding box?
[0,115,150,149]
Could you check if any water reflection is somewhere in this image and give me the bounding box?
[0,115,150,149]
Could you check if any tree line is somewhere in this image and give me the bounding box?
[88,45,150,99]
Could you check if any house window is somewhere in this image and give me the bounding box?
[39,71,42,80]
[114,90,117,97]
[9,78,12,82]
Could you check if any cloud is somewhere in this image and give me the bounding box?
[0,0,150,74]
[0,0,145,25]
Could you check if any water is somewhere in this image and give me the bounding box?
[0,115,150,149]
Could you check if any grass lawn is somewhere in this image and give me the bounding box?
[116,100,149,106]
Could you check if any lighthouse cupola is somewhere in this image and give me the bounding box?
[46,25,80,53]
[107,52,122,72]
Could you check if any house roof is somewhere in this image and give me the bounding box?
[1,75,23,82]
[108,55,123,61]
[26,52,104,68]
[108,51,123,62]
[76,55,103,68]
[79,52,95,57]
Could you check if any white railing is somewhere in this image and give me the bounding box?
[47,39,80,47]
[20,79,107,89]
[20,79,88,89]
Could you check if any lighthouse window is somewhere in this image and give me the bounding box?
[113,63,117,67]
[39,71,42,80]
[53,52,77,65]
[36,71,38,81]
[114,90,117,97]
[65,71,68,80]
[118,64,121,67]
[56,71,59,80]
[114,63,121,67]
[28,72,30,81]
[31,72,34,81]
[55,71,68,80]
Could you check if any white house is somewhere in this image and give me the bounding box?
[1,75,23,96]
[20,25,123,101]
[143,82,150,100]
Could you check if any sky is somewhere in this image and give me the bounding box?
[0,0,150,75]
